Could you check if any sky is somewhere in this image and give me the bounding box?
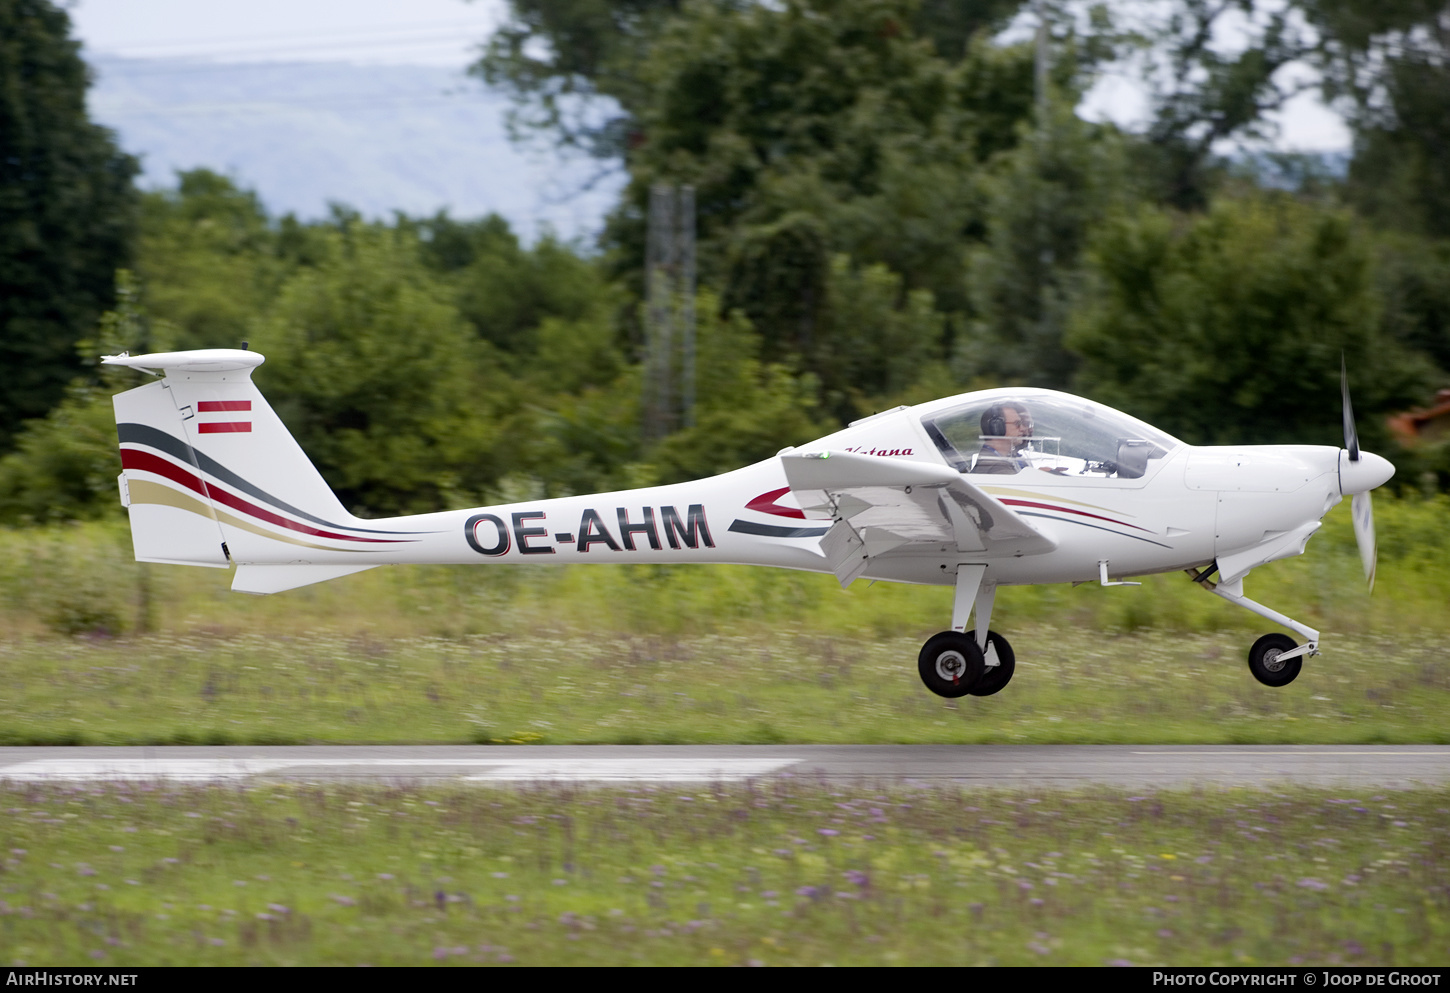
[68,0,507,67]
[66,0,628,240]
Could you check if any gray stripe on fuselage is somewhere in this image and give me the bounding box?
[117,422,428,536]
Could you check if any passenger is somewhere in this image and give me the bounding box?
[970,402,1032,474]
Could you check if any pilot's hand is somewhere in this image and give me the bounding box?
[1038,466,1068,474]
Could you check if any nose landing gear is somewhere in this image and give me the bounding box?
[1188,567,1318,687]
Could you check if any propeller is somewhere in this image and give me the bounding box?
[1341,357,1376,591]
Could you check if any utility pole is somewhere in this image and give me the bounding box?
[1034,0,1050,119]
[646,184,675,440]
[678,185,696,428]
[644,183,697,439]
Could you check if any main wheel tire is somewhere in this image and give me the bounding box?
[918,631,985,698]
[1248,633,1302,687]
[969,631,1016,697]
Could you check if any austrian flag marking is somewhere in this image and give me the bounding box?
[197,399,252,434]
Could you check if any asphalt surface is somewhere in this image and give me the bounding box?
[2,745,1449,788]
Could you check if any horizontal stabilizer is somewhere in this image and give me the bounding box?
[232,564,378,595]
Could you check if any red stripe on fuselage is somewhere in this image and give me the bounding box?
[745,487,806,520]
[199,422,251,433]
[197,401,251,412]
[999,498,1154,533]
[119,448,408,544]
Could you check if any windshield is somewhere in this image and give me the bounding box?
[921,394,1180,479]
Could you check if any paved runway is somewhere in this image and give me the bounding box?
[2,745,1449,788]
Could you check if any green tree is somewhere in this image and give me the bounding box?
[135,170,283,352]
[818,254,944,413]
[1132,0,1315,210]
[1373,232,1450,378]
[0,0,138,449]
[960,104,1130,389]
[1068,194,1427,450]
[408,211,610,359]
[0,271,147,524]
[603,0,1046,418]
[1306,0,1450,239]
[651,291,830,482]
[615,0,1036,284]
[247,225,505,516]
[472,0,1022,159]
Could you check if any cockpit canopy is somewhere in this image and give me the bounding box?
[921,393,1180,479]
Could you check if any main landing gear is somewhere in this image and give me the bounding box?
[917,565,1016,698]
[1187,566,1319,687]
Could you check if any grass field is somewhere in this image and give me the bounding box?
[3,626,1449,746]
[2,781,1446,967]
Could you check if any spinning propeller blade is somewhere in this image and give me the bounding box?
[1352,491,1377,592]
[1341,357,1376,590]
[1341,355,1360,462]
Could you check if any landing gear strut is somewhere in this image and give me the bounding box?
[971,631,1016,696]
[917,565,1016,698]
[1188,567,1317,687]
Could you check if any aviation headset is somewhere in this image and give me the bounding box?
[981,402,1032,439]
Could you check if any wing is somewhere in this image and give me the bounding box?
[780,451,1057,586]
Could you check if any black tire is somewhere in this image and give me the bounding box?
[918,631,985,698]
[1248,633,1302,687]
[969,631,1016,697]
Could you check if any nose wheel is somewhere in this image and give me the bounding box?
[918,632,985,697]
[1248,633,1303,687]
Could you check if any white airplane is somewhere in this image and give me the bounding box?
[104,348,1393,696]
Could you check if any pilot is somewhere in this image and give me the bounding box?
[970,401,1033,474]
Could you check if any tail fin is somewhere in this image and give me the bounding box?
[107,349,380,593]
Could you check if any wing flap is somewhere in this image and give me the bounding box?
[781,451,1057,567]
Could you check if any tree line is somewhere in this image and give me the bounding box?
[0,0,1447,524]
